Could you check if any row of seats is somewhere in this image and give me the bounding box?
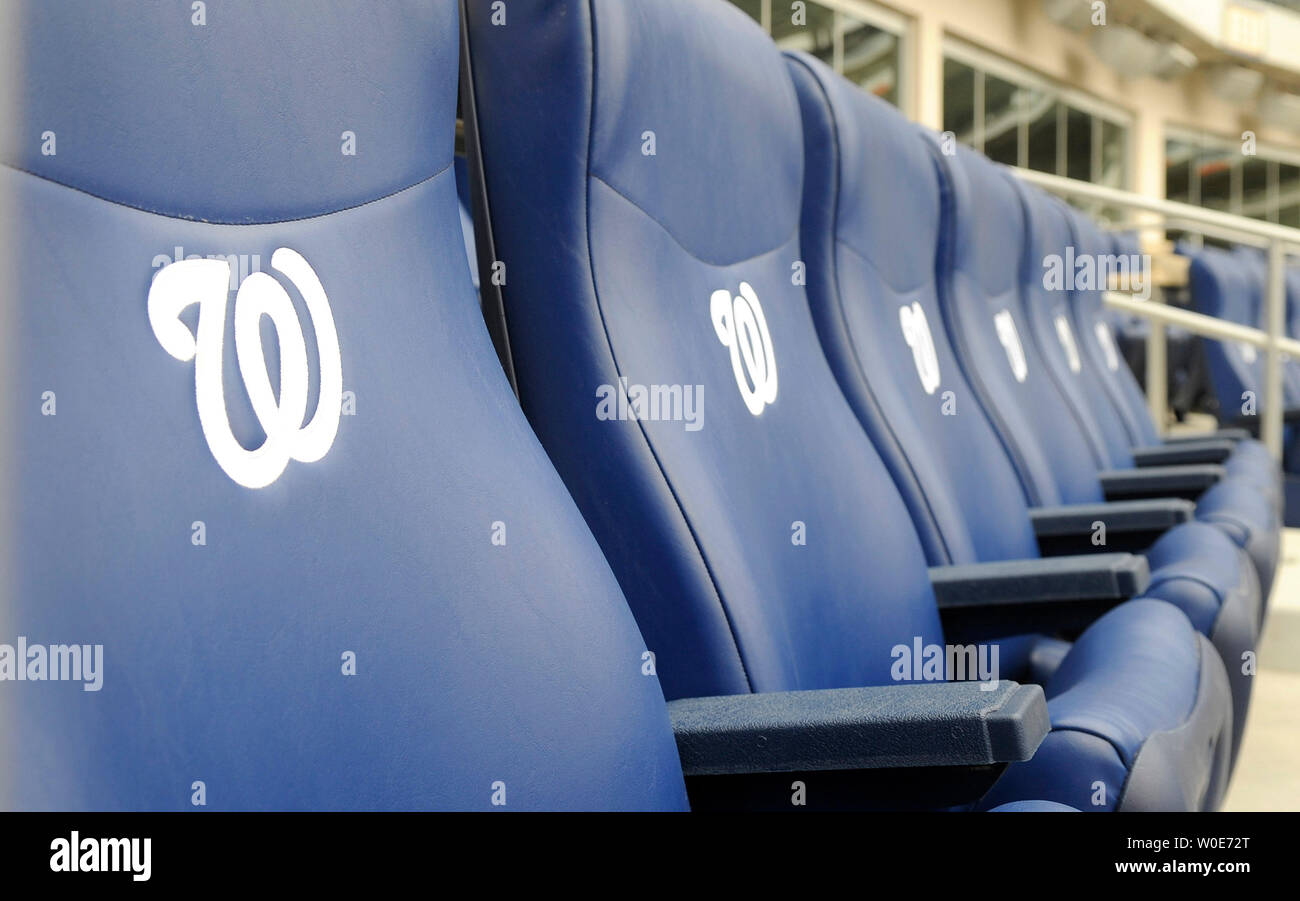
[1187,245,1300,480]
[0,0,1281,810]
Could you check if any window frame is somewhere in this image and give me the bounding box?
[941,37,1133,192]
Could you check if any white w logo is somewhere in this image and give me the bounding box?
[899,301,941,395]
[711,281,778,416]
[148,247,343,489]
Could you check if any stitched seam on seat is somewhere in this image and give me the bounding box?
[1198,509,1254,539]
[1048,722,1135,770]
[0,159,452,225]
[835,236,930,296]
[587,172,800,270]
[1146,571,1227,611]
[584,1,753,693]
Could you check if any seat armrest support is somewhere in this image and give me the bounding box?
[1162,428,1247,444]
[668,681,1048,776]
[1130,441,1232,467]
[1030,499,1194,537]
[1030,499,1195,556]
[928,554,1150,609]
[1099,465,1224,501]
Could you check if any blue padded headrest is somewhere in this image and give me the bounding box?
[1066,209,1113,316]
[587,0,802,263]
[1,0,688,810]
[807,72,938,293]
[944,145,1026,301]
[1189,246,1255,322]
[1017,185,1075,293]
[1186,246,1265,416]
[0,0,451,222]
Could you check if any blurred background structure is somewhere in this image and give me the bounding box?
[730,0,1300,228]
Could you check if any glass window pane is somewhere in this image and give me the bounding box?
[771,0,834,66]
[1065,106,1092,181]
[729,0,765,29]
[983,73,1019,165]
[1099,119,1125,188]
[841,17,899,106]
[943,58,976,145]
[1165,139,1195,203]
[1280,205,1300,229]
[1197,147,1235,212]
[1278,164,1300,221]
[1241,156,1269,220]
[1020,89,1056,173]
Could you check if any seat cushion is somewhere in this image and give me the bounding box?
[980,598,1232,811]
[1144,521,1260,761]
[1223,438,1283,511]
[1195,476,1281,600]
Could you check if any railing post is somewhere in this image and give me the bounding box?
[1263,239,1286,460]
[1146,285,1168,436]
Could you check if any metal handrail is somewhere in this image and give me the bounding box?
[1105,292,1300,356]
[1014,168,1300,250]
[1012,166,1300,458]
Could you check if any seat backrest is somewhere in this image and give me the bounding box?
[1013,184,1137,471]
[931,144,1105,506]
[787,52,1038,567]
[1186,246,1264,422]
[1235,248,1300,405]
[1287,266,1300,340]
[467,0,945,700]
[0,0,687,811]
[1070,220,1162,447]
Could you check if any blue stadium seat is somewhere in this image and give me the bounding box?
[1234,248,1300,410]
[1288,266,1300,342]
[0,0,688,811]
[1187,247,1300,486]
[1012,189,1279,605]
[466,0,1233,810]
[1070,217,1283,530]
[785,51,1254,769]
[1075,220,1281,509]
[1188,247,1284,425]
[919,141,1258,758]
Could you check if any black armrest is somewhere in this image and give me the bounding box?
[1099,465,1224,501]
[1030,499,1194,556]
[929,554,1149,639]
[1030,499,1194,536]
[1130,440,1232,466]
[1163,428,1248,444]
[928,554,1149,608]
[668,681,1048,776]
